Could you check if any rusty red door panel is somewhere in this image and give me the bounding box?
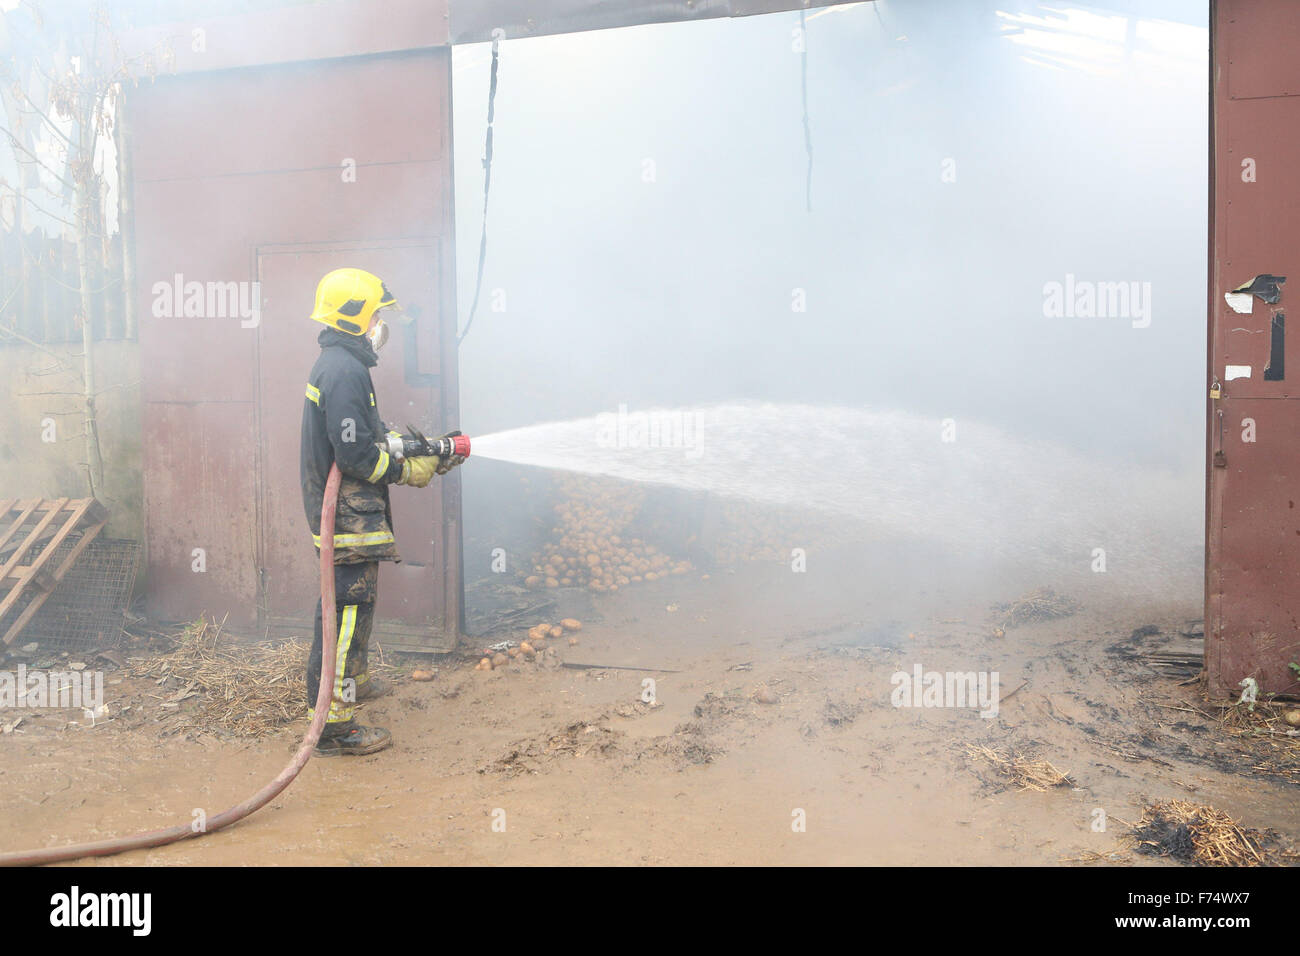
[1207,0,1300,695]
[256,242,447,649]
[131,46,459,647]
[142,402,260,625]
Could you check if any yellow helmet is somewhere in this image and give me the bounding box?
[309,268,397,335]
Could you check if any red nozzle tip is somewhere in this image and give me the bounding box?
[452,434,471,458]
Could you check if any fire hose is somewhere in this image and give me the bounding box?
[0,426,470,865]
[0,463,346,866]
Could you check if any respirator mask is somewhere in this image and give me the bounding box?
[370,299,408,352]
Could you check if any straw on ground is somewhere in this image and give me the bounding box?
[966,744,1074,791]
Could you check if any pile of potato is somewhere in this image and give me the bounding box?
[705,501,850,566]
[521,477,692,592]
[708,501,787,565]
[474,618,583,671]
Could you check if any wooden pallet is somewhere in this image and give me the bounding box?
[0,497,108,647]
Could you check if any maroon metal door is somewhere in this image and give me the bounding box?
[129,29,460,646]
[256,241,448,649]
[1207,0,1300,695]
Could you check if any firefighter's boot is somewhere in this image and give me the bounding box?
[314,721,393,757]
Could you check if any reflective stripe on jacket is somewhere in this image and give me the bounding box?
[301,328,404,564]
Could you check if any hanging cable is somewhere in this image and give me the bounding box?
[800,7,813,213]
[457,34,501,345]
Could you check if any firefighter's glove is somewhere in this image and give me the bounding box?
[433,431,466,475]
[435,455,466,476]
[399,456,439,488]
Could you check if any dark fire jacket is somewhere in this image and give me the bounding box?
[301,328,405,564]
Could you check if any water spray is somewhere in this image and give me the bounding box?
[469,402,1202,586]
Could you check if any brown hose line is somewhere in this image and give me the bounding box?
[0,463,344,866]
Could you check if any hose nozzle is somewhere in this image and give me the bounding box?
[430,433,471,459]
[384,426,471,460]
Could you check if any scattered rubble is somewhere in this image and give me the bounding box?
[996,588,1080,628]
[966,744,1074,792]
[1130,800,1291,866]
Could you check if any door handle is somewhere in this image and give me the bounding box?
[1213,407,1227,468]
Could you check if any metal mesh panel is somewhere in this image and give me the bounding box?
[19,537,140,650]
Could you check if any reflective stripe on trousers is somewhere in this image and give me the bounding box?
[306,562,379,726]
[308,604,358,724]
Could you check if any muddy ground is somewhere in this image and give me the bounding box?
[1,552,1296,866]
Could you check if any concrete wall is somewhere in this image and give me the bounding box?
[0,340,143,541]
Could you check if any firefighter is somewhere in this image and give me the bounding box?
[300,268,463,756]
